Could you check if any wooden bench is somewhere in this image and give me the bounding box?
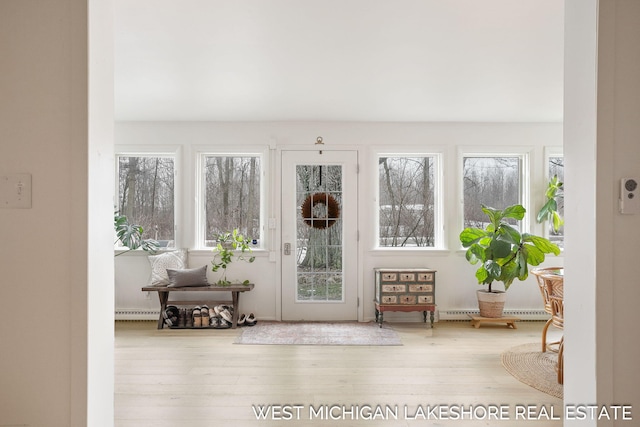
[142,283,254,329]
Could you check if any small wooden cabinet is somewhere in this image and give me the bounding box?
[374,268,437,327]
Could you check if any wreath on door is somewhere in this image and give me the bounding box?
[301,192,341,229]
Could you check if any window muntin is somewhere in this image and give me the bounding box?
[116,155,175,248]
[463,155,522,229]
[202,155,261,247]
[378,156,438,248]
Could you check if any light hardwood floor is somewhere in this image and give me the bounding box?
[115,321,563,426]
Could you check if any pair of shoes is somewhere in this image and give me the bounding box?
[238,313,257,326]
[209,315,231,329]
[214,305,233,323]
[246,313,257,326]
[193,306,202,328]
[164,305,179,327]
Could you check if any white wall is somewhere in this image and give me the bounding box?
[115,121,563,322]
[0,0,105,426]
[564,1,640,425]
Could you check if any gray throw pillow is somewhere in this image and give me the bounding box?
[166,265,209,288]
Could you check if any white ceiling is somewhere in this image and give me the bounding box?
[114,0,564,122]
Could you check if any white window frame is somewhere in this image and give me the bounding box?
[195,148,267,250]
[373,150,445,250]
[458,147,532,237]
[114,145,181,250]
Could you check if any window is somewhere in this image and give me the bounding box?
[547,155,564,248]
[201,155,261,247]
[116,154,176,248]
[463,155,524,229]
[378,155,440,247]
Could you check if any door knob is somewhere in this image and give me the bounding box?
[284,243,291,255]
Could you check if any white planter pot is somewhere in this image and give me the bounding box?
[476,289,507,318]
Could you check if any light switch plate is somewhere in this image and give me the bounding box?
[1,173,32,208]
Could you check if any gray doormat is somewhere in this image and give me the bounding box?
[234,321,402,346]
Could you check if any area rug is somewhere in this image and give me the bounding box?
[234,321,402,346]
[501,343,563,399]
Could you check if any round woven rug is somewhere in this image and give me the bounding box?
[501,342,563,399]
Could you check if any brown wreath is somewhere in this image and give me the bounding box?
[301,192,341,229]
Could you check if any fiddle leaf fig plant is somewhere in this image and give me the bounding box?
[211,228,255,286]
[460,204,560,292]
[114,213,159,256]
[537,175,564,233]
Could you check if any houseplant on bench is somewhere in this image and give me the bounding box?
[459,204,560,318]
[211,228,255,286]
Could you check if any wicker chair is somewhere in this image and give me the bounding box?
[531,267,564,353]
[541,272,564,384]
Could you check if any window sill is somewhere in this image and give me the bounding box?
[369,248,450,256]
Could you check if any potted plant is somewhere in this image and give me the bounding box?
[211,228,255,286]
[459,204,560,318]
[537,174,564,233]
[114,213,159,256]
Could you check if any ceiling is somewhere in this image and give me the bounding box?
[114,0,564,122]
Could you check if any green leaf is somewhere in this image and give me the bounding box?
[552,211,564,233]
[536,199,556,222]
[498,223,521,245]
[524,234,561,255]
[499,260,520,290]
[502,204,526,220]
[460,228,487,247]
[484,260,502,279]
[481,205,502,227]
[475,265,489,284]
[489,239,512,259]
[523,243,545,266]
[465,245,483,264]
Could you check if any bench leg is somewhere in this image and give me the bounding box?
[231,291,239,329]
[156,291,169,329]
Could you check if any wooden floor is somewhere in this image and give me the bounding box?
[115,320,563,426]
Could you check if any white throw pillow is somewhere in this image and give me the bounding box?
[148,249,187,286]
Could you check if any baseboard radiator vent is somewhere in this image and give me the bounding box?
[439,309,548,321]
[115,309,160,321]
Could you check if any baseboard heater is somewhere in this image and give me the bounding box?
[439,309,548,321]
[115,309,159,321]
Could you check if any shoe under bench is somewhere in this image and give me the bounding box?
[141,283,254,329]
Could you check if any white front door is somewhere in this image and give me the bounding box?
[281,150,358,321]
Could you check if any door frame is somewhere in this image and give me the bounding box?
[275,146,364,322]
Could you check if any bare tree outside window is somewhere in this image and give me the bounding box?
[204,156,261,246]
[378,156,435,247]
[117,156,175,247]
[463,156,521,228]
